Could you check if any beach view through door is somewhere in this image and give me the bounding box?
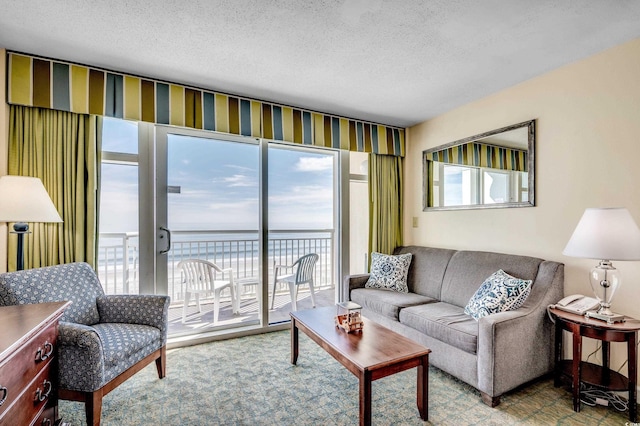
[158,129,260,336]
[267,145,337,324]
[98,118,340,338]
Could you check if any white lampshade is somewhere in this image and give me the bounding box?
[0,176,63,223]
[563,208,640,261]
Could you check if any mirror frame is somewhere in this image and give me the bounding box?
[422,119,535,211]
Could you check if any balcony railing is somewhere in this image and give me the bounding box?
[97,230,334,304]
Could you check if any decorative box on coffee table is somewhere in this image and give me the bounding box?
[335,301,364,333]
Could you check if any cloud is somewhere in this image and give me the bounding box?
[295,156,333,172]
[221,174,255,187]
[268,188,333,228]
[226,164,255,173]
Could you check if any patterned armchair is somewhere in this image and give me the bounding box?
[0,262,170,426]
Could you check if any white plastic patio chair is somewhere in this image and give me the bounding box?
[270,253,319,311]
[178,259,236,324]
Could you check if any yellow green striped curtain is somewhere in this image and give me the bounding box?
[426,141,527,172]
[7,52,405,156]
[368,154,403,257]
[8,105,100,270]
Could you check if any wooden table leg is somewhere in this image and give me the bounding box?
[602,341,610,387]
[291,318,298,365]
[554,321,563,387]
[359,371,372,426]
[572,329,582,412]
[417,354,429,421]
[629,331,638,423]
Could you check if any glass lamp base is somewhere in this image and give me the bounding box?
[585,310,625,324]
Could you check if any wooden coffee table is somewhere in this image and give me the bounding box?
[290,307,431,425]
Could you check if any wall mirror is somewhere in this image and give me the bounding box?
[423,120,535,211]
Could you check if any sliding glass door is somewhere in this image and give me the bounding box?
[267,145,337,324]
[99,118,342,338]
[156,127,261,334]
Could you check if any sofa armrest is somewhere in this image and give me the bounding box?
[57,321,105,392]
[476,261,564,398]
[477,309,539,398]
[343,274,370,301]
[97,295,170,337]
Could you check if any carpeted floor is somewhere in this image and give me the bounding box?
[60,330,631,425]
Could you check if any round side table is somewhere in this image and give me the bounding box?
[550,307,640,422]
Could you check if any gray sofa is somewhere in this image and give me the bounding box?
[347,246,564,407]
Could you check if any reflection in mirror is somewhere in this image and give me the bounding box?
[423,120,535,211]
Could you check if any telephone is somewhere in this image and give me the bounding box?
[554,294,600,315]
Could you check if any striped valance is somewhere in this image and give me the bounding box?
[426,141,527,172]
[6,52,404,156]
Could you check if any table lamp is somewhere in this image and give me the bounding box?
[563,207,640,322]
[0,176,63,270]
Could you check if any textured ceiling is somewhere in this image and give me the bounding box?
[1,1,640,127]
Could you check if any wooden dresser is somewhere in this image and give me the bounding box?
[0,301,70,426]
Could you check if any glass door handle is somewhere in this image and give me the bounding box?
[159,226,171,254]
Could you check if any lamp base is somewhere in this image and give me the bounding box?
[10,222,29,271]
[585,310,626,324]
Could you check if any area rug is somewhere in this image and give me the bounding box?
[59,330,629,425]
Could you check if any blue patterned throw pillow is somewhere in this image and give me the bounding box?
[365,252,412,293]
[464,269,532,321]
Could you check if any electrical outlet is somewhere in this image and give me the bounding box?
[412,217,418,228]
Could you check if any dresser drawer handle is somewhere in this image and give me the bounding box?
[34,380,52,402]
[0,386,7,406]
[35,341,54,362]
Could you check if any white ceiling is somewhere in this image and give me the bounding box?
[1,1,640,128]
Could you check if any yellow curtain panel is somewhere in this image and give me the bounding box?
[368,154,403,256]
[8,105,100,270]
[7,52,405,156]
[426,141,527,172]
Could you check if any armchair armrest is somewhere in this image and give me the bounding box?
[273,264,293,269]
[273,261,296,280]
[58,321,103,349]
[273,263,294,272]
[97,295,170,336]
[220,268,234,282]
[57,321,105,391]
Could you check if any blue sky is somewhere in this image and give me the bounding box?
[100,118,334,233]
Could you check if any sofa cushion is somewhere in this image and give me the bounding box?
[394,246,456,299]
[351,288,436,320]
[440,250,543,308]
[400,302,479,354]
[464,269,533,320]
[366,252,412,293]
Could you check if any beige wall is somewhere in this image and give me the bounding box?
[1,48,8,272]
[407,37,640,376]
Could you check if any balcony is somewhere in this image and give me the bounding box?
[98,230,336,335]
